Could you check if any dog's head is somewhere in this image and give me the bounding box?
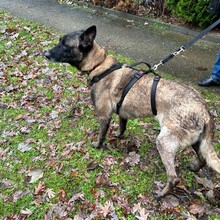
[44,25,97,69]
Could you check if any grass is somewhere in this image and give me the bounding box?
[0,9,220,220]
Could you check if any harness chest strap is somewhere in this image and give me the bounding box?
[116,71,143,114]
[117,74,160,116]
[150,75,161,116]
[90,63,122,86]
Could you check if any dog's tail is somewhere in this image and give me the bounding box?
[200,120,220,173]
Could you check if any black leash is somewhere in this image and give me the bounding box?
[184,18,220,49]
[152,18,220,71]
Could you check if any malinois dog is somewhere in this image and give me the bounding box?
[44,25,220,198]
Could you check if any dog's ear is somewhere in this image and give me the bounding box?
[80,26,97,50]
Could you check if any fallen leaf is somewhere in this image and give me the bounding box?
[18,142,32,152]
[204,186,220,205]
[59,189,68,202]
[87,161,99,171]
[161,195,180,209]
[12,190,30,202]
[189,203,209,218]
[102,155,117,166]
[136,207,150,220]
[215,123,220,131]
[1,179,14,189]
[45,188,55,199]
[195,175,214,189]
[125,151,140,166]
[69,193,84,204]
[132,203,150,220]
[20,126,31,134]
[50,110,59,119]
[20,208,33,215]
[132,203,142,214]
[34,181,46,195]
[28,168,43,183]
[73,214,84,220]
[100,200,114,217]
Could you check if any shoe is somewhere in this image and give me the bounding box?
[198,77,220,87]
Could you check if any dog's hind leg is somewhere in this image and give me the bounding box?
[156,127,180,198]
[117,117,127,138]
[188,141,206,172]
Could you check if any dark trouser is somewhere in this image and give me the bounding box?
[212,50,220,83]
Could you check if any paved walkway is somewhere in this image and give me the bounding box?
[1,0,220,91]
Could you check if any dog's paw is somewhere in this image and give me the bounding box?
[114,132,124,139]
[91,141,99,148]
[187,161,204,172]
[91,142,103,149]
[154,178,180,199]
[188,163,199,172]
[153,191,164,200]
[172,177,180,186]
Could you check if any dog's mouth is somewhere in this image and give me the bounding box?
[43,51,56,62]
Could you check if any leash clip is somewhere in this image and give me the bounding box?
[173,46,185,56]
[152,61,163,71]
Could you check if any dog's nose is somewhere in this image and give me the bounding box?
[44,51,51,60]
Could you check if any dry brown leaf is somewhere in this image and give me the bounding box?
[34,181,46,195]
[59,189,68,202]
[189,203,209,218]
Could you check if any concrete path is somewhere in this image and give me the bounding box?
[1,0,220,91]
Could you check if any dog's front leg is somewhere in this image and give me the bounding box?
[117,117,127,138]
[92,117,111,149]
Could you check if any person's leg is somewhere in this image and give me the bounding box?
[198,50,220,86]
[211,50,220,83]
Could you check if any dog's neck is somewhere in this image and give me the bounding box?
[79,42,117,77]
[79,42,106,72]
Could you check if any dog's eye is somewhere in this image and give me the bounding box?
[62,43,67,49]
[59,39,67,49]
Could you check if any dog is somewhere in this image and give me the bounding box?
[44,25,220,198]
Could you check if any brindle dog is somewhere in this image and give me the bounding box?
[44,25,220,198]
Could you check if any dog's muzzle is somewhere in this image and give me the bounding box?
[44,51,51,60]
[43,51,57,63]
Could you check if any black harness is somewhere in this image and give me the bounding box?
[90,62,160,116]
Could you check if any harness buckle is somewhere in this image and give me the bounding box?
[134,73,142,79]
[154,75,161,81]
